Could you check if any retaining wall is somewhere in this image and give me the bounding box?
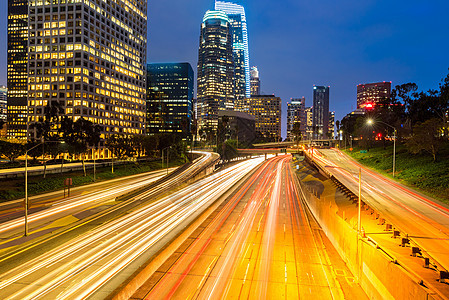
[297,175,439,300]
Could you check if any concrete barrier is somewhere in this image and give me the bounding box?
[296,177,440,300]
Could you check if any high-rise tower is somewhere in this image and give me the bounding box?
[197,10,235,129]
[7,0,28,140]
[312,86,330,140]
[215,1,250,106]
[146,63,194,137]
[287,97,306,141]
[24,0,147,143]
[250,66,260,96]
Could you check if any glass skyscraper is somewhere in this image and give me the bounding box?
[197,10,235,130]
[147,63,194,137]
[312,86,330,140]
[7,0,29,140]
[215,1,250,106]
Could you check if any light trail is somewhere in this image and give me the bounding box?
[315,148,449,272]
[0,156,263,299]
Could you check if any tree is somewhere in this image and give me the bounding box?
[60,117,101,176]
[406,118,444,162]
[142,135,159,158]
[292,122,302,143]
[105,134,133,173]
[0,140,25,163]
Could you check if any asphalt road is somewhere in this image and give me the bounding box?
[0,155,263,299]
[314,148,449,273]
[133,155,365,300]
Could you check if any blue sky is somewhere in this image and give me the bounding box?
[1,0,449,136]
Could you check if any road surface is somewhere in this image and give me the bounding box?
[133,155,365,300]
[313,148,449,273]
[0,155,263,299]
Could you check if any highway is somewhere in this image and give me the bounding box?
[313,148,449,273]
[0,155,263,299]
[0,169,168,233]
[134,155,362,300]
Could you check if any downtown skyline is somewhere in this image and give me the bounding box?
[1,1,449,137]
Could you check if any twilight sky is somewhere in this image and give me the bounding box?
[1,0,449,137]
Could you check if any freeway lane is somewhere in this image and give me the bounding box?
[135,155,365,299]
[0,156,263,299]
[314,148,449,272]
[0,170,167,239]
[0,151,213,243]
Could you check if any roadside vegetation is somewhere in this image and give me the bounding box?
[0,157,186,202]
[336,68,449,204]
[344,143,449,204]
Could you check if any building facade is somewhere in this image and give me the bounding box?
[287,97,305,141]
[312,86,330,139]
[357,81,391,109]
[305,106,313,140]
[7,0,29,140]
[218,110,255,146]
[244,95,281,142]
[10,0,147,143]
[0,86,7,122]
[197,10,235,130]
[250,66,260,96]
[215,0,250,106]
[146,63,194,137]
[328,111,335,139]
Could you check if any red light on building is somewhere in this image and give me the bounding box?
[365,103,374,110]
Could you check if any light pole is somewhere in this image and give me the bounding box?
[161,146,172,175]
[367,119,397,177]
[24,140,63,236]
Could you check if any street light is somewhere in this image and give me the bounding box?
[367,119,397,177]
[161,146,172,175]
[25,140,63,236]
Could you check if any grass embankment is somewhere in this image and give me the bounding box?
[0,158,186,202]
[344,144,449,204]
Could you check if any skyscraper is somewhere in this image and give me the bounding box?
[328,111,335,139]
[250,66,260,96]
[312,86,330,139]
[197,10,235,130]
[244,95,281,142]
[0,86,7,122]
[287,97,306,141]
[357,82,391,109]
[147,63,194,137]
[215,1,250,105]
[25,0,147,143]
[305,107,313,140]
[7,0,28,140]
[0,86,6,138]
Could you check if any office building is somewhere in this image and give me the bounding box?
[250,66,260,96]
[0,86,7,138]
[0,86,7,122]
[329,111,335,139]
[7,0,28,140]
[287,97,305,141]
[312,86,330,139]
[12,0,147,144]
[218,110,255,145]
[215,0,250,106]
[197,10,235,130]
[305,106,313,140]
[244,95,281,142]
[146,63,194,137]
[357,81,391,109]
